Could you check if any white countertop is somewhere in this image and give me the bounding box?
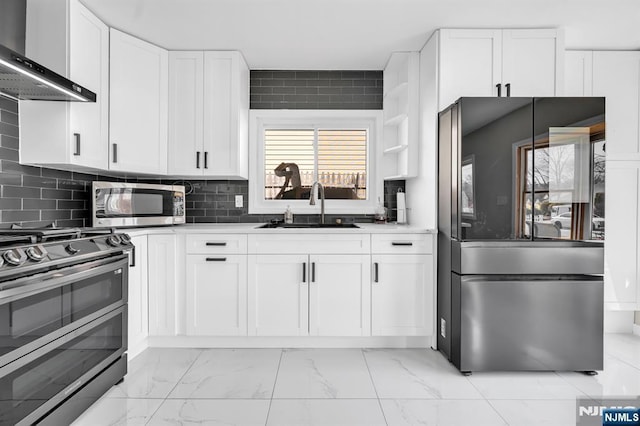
[122,222,436,236]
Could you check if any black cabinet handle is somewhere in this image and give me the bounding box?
[112,143,118,163]
[496,83,502,97]
[302,262,306,283]
[206,242,227,246]
[204,151,208,169]
[311,262,316,283]
[196,151,201,169]
[392,242,413,246]
[73,133,81,156]
[374,262,379,283]
[130,246,136,267]
[505,83,511,97]
[206,257,227,262]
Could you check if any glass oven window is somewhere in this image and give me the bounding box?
[0,311,124,426]
[0,265,125,360]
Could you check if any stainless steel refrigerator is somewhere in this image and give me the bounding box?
[437,97,605,374]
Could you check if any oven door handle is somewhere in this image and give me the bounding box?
[0,255,129,304]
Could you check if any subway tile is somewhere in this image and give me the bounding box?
[250,78,262,87]
[283,94,309,103]
[56,219,85,228]
[72,190,90,200]
[271,71,296,79]
[260,94,285,102]
[264,79,285,87]
[41,168,71,180]
[193,216,216,223]
[71,210,89,219]
[3,185,40,198]
[42,188,72,200]
[330,79,354,87]
[0,97,18,113]
[22,175,57,189]
[24,199,57,210]
[41,210,71,220]
[353,79,377,87]
[340,71,365,79]
[251,86,273,95]
[187,209,205,217]
[271,86,296,95]
[318,87,343,95]
[1,134,19,150]
[58,200,85,210]
[295,71,319,79]
[0,198,21,209]
[341,87,366,95]
[330,95,354,103]
[0,110,19,126]
[284,79,308,87]
[296,87,319,95]
[0,173,22,185]
[250,70,273,79]
[216,216,240,223]
[58,179,86,191]
[205,209,228,217]
[2,210,39,223]
[0,147,19,162]
[365,87,382,95]
[0,122,19,138]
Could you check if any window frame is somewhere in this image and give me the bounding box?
[249,109,383,215]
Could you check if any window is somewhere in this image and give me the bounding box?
[250,110,382,214]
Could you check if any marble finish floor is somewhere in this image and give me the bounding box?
[72,333,640,426]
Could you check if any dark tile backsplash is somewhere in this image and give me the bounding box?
[250,70,383,110]
[1,68,403,227]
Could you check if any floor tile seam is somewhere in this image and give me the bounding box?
[549,370,593,398]
[265,349,285,426]
[163,348,206,401]
[360,349,389,426]
[484,398,514,426]
[607,353,640,371]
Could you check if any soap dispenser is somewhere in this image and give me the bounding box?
[284,205,294,224]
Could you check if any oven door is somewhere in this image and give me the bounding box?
[0,306,127,426]
[0,255,128,367]
[92,182,185,227]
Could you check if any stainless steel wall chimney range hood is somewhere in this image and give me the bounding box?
[0,0,96,102]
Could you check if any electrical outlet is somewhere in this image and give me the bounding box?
[440,318,446,338]
[235,194,243,208]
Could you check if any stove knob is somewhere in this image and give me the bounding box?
[26,245,47,262]
[4,248,27,266]
[106,235,122,247]
[119,234,131,244]
[65,244,80,255]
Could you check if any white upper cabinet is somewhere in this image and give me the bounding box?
[592,51,640,159]
[20,0,109,171]
[564,51,593,96]
[382,52,420,180]
[438,28,563,110]
[109,28,168,174]
[168,51,249,178]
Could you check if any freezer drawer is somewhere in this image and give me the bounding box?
[452,274,603,373]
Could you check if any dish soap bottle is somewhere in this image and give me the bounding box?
[284,205,294,224]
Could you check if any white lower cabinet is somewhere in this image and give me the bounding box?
[128,235,148,357]
[371,254,432,336]
[185,254,248,336]
[248,253,371,337]
[148,234,178,336]
[248,254,309,336]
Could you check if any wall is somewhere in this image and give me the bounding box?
[0,69,403,226]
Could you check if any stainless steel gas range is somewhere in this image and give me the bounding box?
[0,227,132,425]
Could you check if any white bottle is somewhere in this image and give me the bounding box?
[284,205,294,224]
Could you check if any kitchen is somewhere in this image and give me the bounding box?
[0,0,639,425]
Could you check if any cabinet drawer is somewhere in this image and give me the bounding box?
[371,234,433,254]
[186,234,248,254]
[248,234,370,254]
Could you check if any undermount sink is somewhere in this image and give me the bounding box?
[257,223,360,229]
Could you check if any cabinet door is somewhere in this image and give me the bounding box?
[109,28,168,174]
[592,51,640,158]
[128,235,148,358]
[186,255,247,336]
[168,51,204,175]
[604,161,639,309]
[148,234,177,336]
[203,52,249,178]
[371,255,432,336]
[502,29,562,97]
[438,29,502,110]
[69,0,109,170]
[248,254,308,336]
[309,255,371,336]
[564,51,593,96]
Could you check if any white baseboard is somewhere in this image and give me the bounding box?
[147,335,433,349]
[633,323,640,337]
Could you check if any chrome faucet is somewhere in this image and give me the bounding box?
[309,181,325,224]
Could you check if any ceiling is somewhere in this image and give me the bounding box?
[81,0,640,70]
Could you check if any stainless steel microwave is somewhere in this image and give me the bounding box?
[92,182,186,227]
